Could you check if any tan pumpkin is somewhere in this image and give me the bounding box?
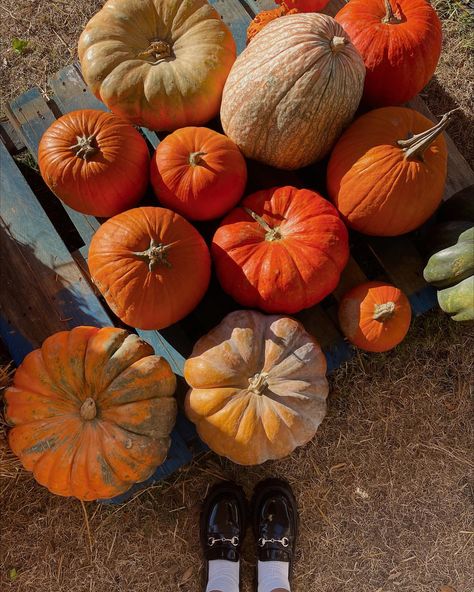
[221,13,365,170]
[184,310,328,465]
[78,0,236,131]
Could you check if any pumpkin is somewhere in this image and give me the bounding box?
[220,13,365,170]
[150,127,247,221]
[437,277,474,322]
[335,0,442,107]
[212,186,349,313]
[276,0,329,10]
[88,207,211,330]
[38,110,150,217]
[247,4,298,45]
[4,326,177,500]
[184,309,328,465]
[327,107,453,236]
[78,0,236,131]
[338,282,412,352]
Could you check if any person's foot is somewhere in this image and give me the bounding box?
[200,481,247,592]
[252,478,298,592]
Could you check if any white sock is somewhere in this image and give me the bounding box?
[205,559,239,592]
[258,560,290,592]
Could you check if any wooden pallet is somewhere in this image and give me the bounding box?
[1,0,473,503]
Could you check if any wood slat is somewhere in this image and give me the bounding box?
[210,0,253,54]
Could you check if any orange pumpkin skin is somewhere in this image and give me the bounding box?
[276,0,329,10]
[184,310,328,465]
[247,5,298,45]
[327,107,449,236]
[88,207,211,330]
[212,186,349,313]
[5,327,177,500]
[338,282,412,352]
[335,0,442,107]
[150,127,247,221]
[38,110,150,217]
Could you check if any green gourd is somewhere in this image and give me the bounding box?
[423,230,474,288]
[437,276,474,321]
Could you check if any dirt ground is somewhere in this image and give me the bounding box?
[1,1,473,591]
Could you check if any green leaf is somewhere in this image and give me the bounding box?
[12,38,28,53]
[9,567,18,581]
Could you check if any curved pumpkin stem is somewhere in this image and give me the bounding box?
[70,135,98,160]
[80,397,97,420]
[248,371,269,395]
[382,0,402,24]
[189,151,206,167]
[138,40,173,64]
[244,207,282,241]
[133,238,177,271]
[330,36,348,53]
[398,109,458,162]
[373,301,396,321]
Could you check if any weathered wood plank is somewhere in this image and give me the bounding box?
[255,0,346,16]
[210,0,253,53]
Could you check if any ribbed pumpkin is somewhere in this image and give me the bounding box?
[184,310,328,465]
[221,13,365,170]
[150,127,247,221]
[38,110,150,217]
[277,0,330,10]
[212,186,349,313]
[327,107,452,236]
[247,4,298,45]
[338,282,412,352]
[78,0,236,131]
[5,327,177,500]
[335,0,442,106]
[88,207,211,330]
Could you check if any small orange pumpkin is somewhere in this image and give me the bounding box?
[5,327,177,500]
[338,282,412,352]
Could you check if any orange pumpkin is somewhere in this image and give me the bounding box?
[247,4,298,45]
[185,310,328,465]
[150,127,247,221]
[88,207,211,330]
[276,0,329,10]
[338,282,412,352]
[5,327,177,500]
[38,110,150,217]
[327,107,452,236]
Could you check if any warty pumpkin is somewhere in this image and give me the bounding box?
[38,110,150,217]
[5,327,177,500]
[184,309,329,465]
[338,282,412,352]
[335,0,442,107]
[150,127,247,221]
[327,107,453,236]
[276,0,329,10]
[247,4,298,45]
[221,13,365,170]
[212,186,349,313]
[88,207,211,330]
[78,0,236,131]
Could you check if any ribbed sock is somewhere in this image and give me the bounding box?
[205,559,239,592]
[257,560,290,592]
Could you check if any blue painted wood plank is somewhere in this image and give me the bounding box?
[209,0,253,55]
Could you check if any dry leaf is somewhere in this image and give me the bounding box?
[178,566,194,587]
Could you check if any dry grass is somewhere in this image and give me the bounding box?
[0,364,20,481]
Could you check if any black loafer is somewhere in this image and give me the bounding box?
[251,478,298,574]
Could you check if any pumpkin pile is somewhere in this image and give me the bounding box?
[9,0,470,496]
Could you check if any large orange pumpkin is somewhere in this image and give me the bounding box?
[338,282,412,352]
[38,110,150,217]
[185,310,328,465]
[212,186,349,313]
[88,207,211,330]
[327,107,452,236]
[335,0,442,106]
[5,327,177,500]
[150,127,247,221]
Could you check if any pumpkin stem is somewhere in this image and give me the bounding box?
[189,151,207,167]
[70,135,99,160]
[132,238,175,271]
[398,109,458,162]
[248,372,269,395]
[138,40,173,64]
[382,0,402,24]
[373,301,396,321]
[244,207,282,241]
[80,397,97,420]
[330,36,348,53]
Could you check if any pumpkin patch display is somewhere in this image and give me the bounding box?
[5,327,177,500]
[327,107,453,236]
[38,110,150,217]
[184,310,329,465]
[221,13,365,170]
[212,186,349,313]
[335,0,442,107]
[150,127,247,221]
[338,282,412,352]
[88,207,211,330]
[78,0,236,131]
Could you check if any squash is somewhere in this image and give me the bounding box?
[338,282,412,352]
[335,0,442,107]
[247,4,298,45]
[212,186,349,313]
[221,13,365,170]
[150,127,247,221]
[5,327,177,500]
[88,207,211,330]
[78,0,236,131]
[437,277,474,322]
[184,309,328,465]
[327,107,453,236]
[423,227,474,287]
[38,110,150,217]
[437,186,474,223]
[422,222,473,257]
